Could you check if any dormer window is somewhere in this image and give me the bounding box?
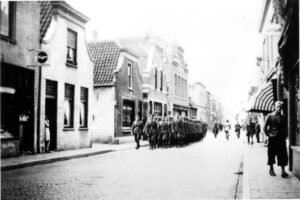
[66,29,77,66]
[128,62,132,88]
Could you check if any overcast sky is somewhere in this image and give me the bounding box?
[68,0,263,118]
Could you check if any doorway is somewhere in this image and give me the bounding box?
[45,80,57,151]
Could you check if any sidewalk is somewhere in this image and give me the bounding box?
[242,141,300,199]
[1,138,148,171]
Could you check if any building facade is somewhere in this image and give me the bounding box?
[119,37,169,120]
[1,2,40,156]
[255,0,299,178]
[165,43,189,117]
[39,1,94,151]
[88,41,143,143]
[189,82,207,122]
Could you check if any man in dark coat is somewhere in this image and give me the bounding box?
[131,115,143,149]
[263,101,288,178]
[255,120,261,143]
[246,118,255,145]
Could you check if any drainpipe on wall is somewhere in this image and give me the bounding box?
[288,71,296,171]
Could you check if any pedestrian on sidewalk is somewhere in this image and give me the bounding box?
[234,121,241,139]
[263,101,289,178]
[246,118,255,145]
[224,120,231,140]
[131,115,143,149]
[255,119,261,143]
[45,116,51,153]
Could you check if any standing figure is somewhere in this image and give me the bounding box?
[263,101,288,178]
[213,123,219,138]
[173,115,179,147]
[255,120,261,143]
[224,120,231,140]
[234,121,241,139]
[131,115,143,149]
[45,116,51,153]
[143,115,152,149]
[246,118,255,145]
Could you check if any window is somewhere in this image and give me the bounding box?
[160,70,163,91]
[175,74,177,96]
[123,100,134,127]
[149,101,153,115]
[154,102,162,116]
[128,62,132,88]
[155,67,158,89]
[66,29,77,65]
[0,1,15,39]
[80,87,88,128]
[64,84,74,128]
[164,104,167,117]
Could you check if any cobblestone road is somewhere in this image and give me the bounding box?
[2,131,244,200]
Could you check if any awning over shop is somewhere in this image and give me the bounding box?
[246,82,274,113]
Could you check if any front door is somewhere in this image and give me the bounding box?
[45,80,57,151]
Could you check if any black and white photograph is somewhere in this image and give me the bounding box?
[1,0,300,199]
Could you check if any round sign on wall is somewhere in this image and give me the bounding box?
[37,51,48,63]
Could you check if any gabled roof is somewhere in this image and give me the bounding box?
[87,41,120,86]
[39,1,90,42]
[39,1,53,42]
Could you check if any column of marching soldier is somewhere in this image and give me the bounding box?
[132,115,208,150]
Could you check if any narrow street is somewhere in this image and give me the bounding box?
[2,131,245,200]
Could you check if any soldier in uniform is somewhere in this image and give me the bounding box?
[157,117,163,148]
[167,116,174,148]
[173,115,179,147]
[178,116,184,147]
[131,115,143,149]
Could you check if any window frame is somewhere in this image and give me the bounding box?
[66,28,78,66]
[160,70,163,91]
[128,61,133,88]
[0,1,16,42]
[79,87,88,128]
[64,83,74,128]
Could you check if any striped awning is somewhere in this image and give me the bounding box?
[246,82,274,113]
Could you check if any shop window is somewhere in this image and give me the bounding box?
[128,62,132,88]
[64,84,74,128]
[66,29,77,66]
[80,87,88,128]
[123,100,134,128]
[0,1,15,40]
[164,104,167,117]
[154,102,162,116]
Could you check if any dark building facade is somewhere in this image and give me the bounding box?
[1,2,40,157]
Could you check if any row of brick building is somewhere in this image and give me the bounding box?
[0,1,222,157]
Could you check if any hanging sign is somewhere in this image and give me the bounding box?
[37,51,48,64]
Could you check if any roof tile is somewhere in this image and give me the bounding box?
[87,41,120,85]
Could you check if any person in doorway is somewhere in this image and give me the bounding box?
[255,119,261,143]
[224,120,231,140]
[263,101,288,178]
[45,116,51,153]
[132,115,143,149]
[246,118,255,145]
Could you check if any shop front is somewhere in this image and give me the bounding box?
[1,63,35,157]
[173,104,188,117]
